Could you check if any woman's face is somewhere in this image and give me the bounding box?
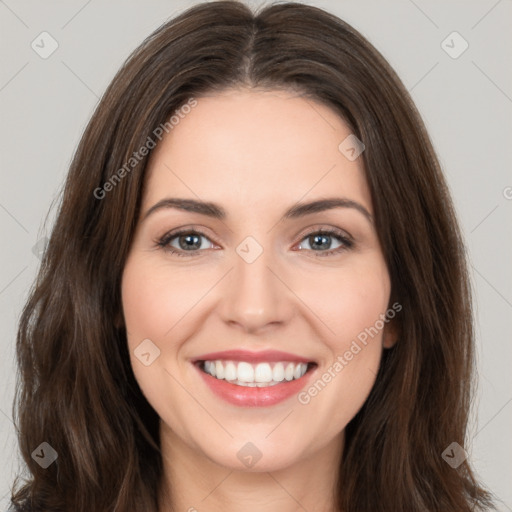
[121,88,397,472]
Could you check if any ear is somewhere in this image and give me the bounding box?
[382,316,400,349]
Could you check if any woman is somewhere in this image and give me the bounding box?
[8,1,497,510]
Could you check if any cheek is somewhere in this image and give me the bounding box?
[121,259,196,421]
[121,259,181,391]
[297,256,391,346]
[121,257,221,401]
[121,259,205,342]
[294,258,390,421]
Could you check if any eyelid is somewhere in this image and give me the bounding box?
[158,224,353,244]
[157,224,221,247]
[294,224,354,244]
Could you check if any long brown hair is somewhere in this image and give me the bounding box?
[10,1,496,510]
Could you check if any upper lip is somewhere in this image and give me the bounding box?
[192,349,314,364]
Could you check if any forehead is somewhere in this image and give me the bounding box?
[143,88,372,215]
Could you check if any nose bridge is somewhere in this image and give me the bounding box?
[220,235,290,331]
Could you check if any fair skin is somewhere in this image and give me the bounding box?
[121,88,397,512]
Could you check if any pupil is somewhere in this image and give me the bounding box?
[180,234,201,250]
[311,234,330,250]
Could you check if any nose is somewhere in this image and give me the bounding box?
[218,241,294,334]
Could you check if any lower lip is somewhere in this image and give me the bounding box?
[195,363,316,407]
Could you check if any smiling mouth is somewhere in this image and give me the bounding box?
[195,360,317,388]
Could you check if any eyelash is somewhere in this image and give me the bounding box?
[156,227,354,258]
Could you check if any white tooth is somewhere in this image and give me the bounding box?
[254,362,272,383]
[227,380,283,388]
[284,363,295,381]
[215,361,225,379]
[237,362,254,382]
[206,359,309,383]
[224,361,237,381]
[272,362,285,382]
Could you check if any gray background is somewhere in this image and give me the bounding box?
[1,0,511,509]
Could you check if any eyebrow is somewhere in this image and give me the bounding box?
[142,197,373,224]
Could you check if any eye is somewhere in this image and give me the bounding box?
[156,227,354,257]
[296,228,353,257]
[156,229,216,257]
